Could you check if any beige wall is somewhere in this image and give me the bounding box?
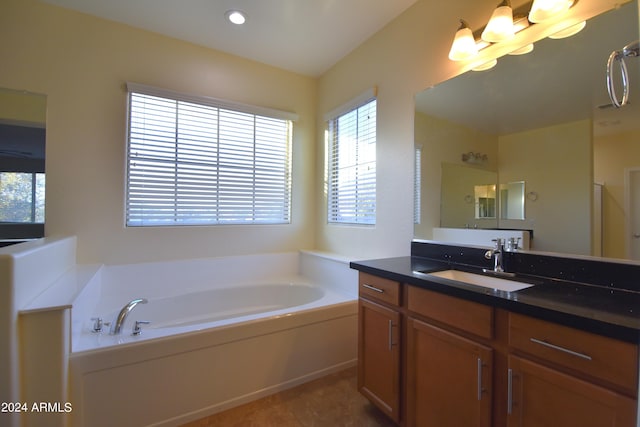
[594,129,640,259]
[0,0,317,264]
[414,112,498,238]
[499,120,593,255]
[415,113,595,256]
[0,0,636,263]
[316,0,474,259]
[315,0,627,259]
[0,89,46,125]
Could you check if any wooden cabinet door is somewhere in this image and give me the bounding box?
[507,355,637,427]
[358,298,401,423]
[406,317,493,427]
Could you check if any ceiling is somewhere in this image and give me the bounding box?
[41,0,418,77]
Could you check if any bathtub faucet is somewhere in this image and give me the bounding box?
[110,298,148,335]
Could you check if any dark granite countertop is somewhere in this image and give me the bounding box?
[351,256,640,344]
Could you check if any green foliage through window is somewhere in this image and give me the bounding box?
[0,172,45,223]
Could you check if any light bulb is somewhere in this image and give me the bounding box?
[225,10,247,25]
[449,20,479,61]
[482,1,515,43]
[529,0,574,23]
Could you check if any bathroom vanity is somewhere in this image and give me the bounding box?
[351,241,640,427]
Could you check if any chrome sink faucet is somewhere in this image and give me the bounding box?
[110,298,148,335]
[484,238,506,274]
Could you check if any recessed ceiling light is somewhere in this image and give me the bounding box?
[225,10,247,25]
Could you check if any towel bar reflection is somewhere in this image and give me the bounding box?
[607,40,639,108]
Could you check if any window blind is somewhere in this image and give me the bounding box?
[327,98,376,225]
[126,88,292,226]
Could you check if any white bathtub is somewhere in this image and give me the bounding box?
[73,280,348,353]
[69,251,358,427]
[128,283,325,328]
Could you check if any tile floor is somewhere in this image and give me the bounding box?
[180,367,396,427]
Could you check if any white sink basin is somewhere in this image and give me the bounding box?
[426,270,534,292]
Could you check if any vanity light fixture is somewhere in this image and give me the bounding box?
[225,10,247,25]
[528,0,574,23]
[449,20,479,61]
[513,15,531,33]
[482,0,515,43]
[448,0,578,64]
[548,20,586,39]
[462,151,489,163]
[509,43,535,55]
[472,59,498,71]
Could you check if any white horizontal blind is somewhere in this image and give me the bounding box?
[327,98,376,224]
[126,90,292,226]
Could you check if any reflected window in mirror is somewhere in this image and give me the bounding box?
[0,89,46,245]
[414,146,422,224]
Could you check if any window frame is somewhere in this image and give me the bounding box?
[0,171,45,223]
[124,83,296,227]
[326,94,377,225]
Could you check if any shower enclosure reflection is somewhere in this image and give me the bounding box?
[500,181,525,220]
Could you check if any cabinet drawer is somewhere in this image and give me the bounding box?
[407,286,493,339]
[359,272,401,306]
[509,312,638,394]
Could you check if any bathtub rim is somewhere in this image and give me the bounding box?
[69,300,358,427]
[70,298,357,368]
[72,278,354,353]
[67,250,359,427]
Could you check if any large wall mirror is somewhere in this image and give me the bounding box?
[415,0,640,260]
[0,88,47,246]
